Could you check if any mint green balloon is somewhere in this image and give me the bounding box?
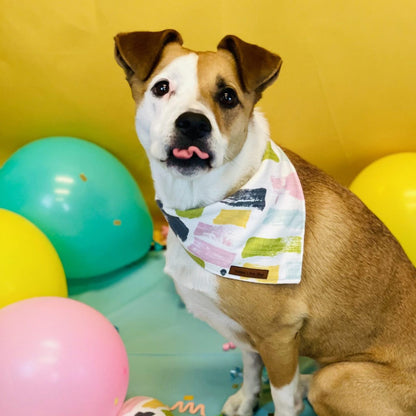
[0,137,153,278]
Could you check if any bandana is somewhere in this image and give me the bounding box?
[158,140,305,284]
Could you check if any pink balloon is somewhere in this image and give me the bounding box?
[0,297,129,416]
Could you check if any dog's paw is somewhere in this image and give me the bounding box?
[271,399,304,416]
[221,389,259,416]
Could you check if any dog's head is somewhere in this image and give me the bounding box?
[114,29,282,177]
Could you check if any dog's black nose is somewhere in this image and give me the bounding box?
[175,112,212,139]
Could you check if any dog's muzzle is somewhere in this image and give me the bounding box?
[166,111,213,175]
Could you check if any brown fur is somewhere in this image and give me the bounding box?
[114,30,416,415]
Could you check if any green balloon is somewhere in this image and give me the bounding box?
[0,137,153,278]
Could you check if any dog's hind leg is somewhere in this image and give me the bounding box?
[222,350,263,416]
[308,361,416,416]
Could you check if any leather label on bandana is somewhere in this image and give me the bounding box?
[229,266,269,280]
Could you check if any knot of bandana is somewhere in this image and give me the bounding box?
[158,140,305,284]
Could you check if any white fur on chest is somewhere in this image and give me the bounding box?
[165,231,255,351]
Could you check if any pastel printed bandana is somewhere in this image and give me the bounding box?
[158,140,305,284]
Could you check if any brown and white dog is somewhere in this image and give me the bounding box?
[114,30,416,416]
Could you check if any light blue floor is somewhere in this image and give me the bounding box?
[69,251,317,416]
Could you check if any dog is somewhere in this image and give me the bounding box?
[114,29,416,416]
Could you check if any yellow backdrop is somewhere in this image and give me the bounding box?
[1,0,415,225]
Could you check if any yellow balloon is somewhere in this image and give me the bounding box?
[350,153,416,266]
[0,209,67,308]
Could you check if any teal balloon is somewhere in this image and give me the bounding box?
[0,137,153,278]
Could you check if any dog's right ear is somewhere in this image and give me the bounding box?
[114,29,183,82]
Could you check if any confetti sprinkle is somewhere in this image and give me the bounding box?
[171,401,206,416]
[222,342,236,351]
[230,367,243,380]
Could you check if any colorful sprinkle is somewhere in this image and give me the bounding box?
[222,342,236,351]
[171,401,206,416]
[230,367,243,380]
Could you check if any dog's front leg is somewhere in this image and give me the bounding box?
[222,350,263,416]
[258,331,303,416]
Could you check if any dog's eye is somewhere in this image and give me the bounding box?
[151,80,170,97]
[218,88,239,109]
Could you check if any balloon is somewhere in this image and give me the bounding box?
[0,297,129,416]
[0,137,153,278]
[0,208,67,308]
[350,153,416,265]
[118,396,173,416]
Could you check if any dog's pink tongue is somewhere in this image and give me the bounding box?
[172,146,210,160]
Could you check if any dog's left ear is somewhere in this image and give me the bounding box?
[217,35,282,97]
